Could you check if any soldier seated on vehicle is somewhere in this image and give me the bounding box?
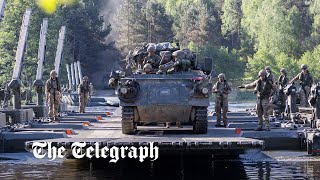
[171,50,192,72]
[143,45,161,69]
[157,50,192,74]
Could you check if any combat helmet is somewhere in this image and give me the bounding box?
[258,70,267,77]
[50,70,57,76]
[83,76,89,80]
[143,63,152,73]
[280,68,287,74]
[218,73,225,79]
[147,45,156,52]
[301,64,308,70]
[265,66,271,71]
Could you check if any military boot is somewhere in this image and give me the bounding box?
[255,127,263,131]
[223,119,228,128]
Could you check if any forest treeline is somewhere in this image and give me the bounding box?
[0,0,110,85]
[115,0,320,81]
[1,0,320,86]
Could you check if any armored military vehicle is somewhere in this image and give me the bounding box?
[110,43,214,134]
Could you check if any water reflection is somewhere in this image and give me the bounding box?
[0,152,316,179]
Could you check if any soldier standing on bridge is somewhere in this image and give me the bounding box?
[289,64,313,107]
[212,73,231,127]
[89,83,94,97]
[278,68,289,114]
[238,70,274,131]
[265,66,278,116]
[265,66,275,84]
[46,70,61,121]
[78,76,90,113]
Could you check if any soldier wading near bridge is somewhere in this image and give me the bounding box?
[212,73,231,127]
[46,70,61,121]
[78,76,90,113]
[238,70,273,131]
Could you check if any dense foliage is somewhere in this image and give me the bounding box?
[115,0,320,81]
[2,0,320,86]
[0,0,110,85]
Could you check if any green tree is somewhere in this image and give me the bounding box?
[221,0,242,49]
[114,0,148,52]
[242,0,302,79]
[0,0,110,85]
[0,0,46,84]
[200,45,245,80]
[170,0,220,48]
[145,0,174,43]
[58,0,111,77]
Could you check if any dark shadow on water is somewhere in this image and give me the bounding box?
[85,154,249,180]
[0,153,315,179]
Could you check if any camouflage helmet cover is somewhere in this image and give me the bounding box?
[280,68,287,74]
[143,63,152,71]
[301,64,308,69]
[147,45,156,52]
[218,73,225,79]
[50,70,57,76]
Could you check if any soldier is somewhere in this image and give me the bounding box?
[265,66,277,116]
[212,73,231,127]
[78,76,90,113]
[143,45,161,69]
[46,70,61,120]
[238,70,273,131]
[89,83,94,97]
[278,68,289,113]
[3,81,11,107]
[265,66,275,84]
[290,64,313,107]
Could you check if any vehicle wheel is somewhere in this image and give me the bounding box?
[193,107,208,134]
[122,106,136,134]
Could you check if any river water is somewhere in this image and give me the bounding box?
[0,151,320,179]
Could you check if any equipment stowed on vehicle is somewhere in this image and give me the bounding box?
[301,83,320,155]
[110,42,214,135]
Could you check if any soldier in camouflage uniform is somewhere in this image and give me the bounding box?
[46,70,61,120]
[212,73,231,127]
[239,70,273,131]
[78,76,90,113]
[278,68,289,113]
[143,45,161,69]
[290,64,313,107]
[265,66,275,84]
[89,83,94,97]
[265,66,278,116]
[2,81,11,107]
